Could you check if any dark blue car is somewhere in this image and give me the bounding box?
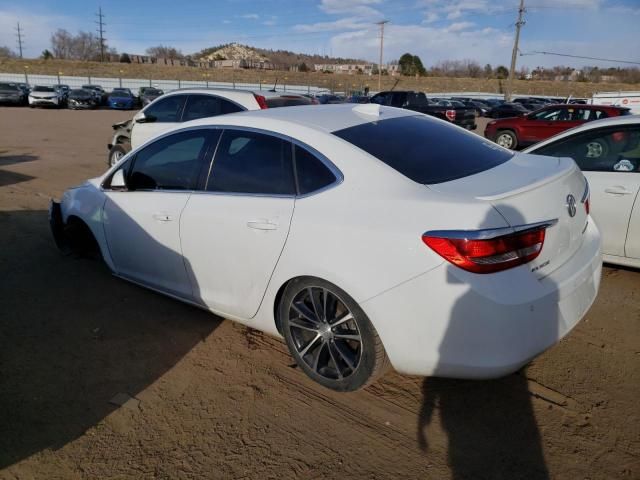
[108,89,136,110]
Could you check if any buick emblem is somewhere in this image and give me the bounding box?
[566,194,577,218]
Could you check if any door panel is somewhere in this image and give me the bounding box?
[180,194,294,318]
[626,191,640,258]
[104,192,193,297]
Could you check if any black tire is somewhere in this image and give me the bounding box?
[495,130,518,150]
[108,143,131,167]
[279,277,390,392]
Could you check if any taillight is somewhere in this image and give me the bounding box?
[254,94,268,109]
[445,109,456,122]
[422,226,548,274]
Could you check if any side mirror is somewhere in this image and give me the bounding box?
[134,112,156,124]
[111,169,127,189]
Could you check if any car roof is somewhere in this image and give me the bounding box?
[524,114,640,152]
[185,103,416,133]
[162,87,305,98]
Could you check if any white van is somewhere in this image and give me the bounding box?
[591,91,640,114]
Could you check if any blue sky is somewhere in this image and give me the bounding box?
[0,0,638,68]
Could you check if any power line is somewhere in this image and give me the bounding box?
[520,50,640,66]
[506,0,525,102]
[15,22,24,59]
[96,6,106,62]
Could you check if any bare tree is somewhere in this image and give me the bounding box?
[0,46,16,58]
[50,29,74,59]
[146,45,184,59]
[50,29,112,60]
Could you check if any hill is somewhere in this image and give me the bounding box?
[194,43,366,67]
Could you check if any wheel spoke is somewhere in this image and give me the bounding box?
[330,312,353,327]
[298,334,321,357]
[322,288,328,321]
[289,319,319,333]
[327,342,344,379]
[292,301,320,325]
[310,342,325,373]
[308,287,323,322]
[332,341,355,370]
[334,333,361,342]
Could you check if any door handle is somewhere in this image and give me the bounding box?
[153,212,173,222]
[247,220,278,231]
[604,186,633,195]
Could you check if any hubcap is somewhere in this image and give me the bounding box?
[497,133,513,149]
[110,150,123,166]
[288,287,362,380]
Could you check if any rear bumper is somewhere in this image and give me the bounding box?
[362,219,602,378]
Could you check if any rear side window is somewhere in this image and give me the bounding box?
[207,130,295,195]
[144,94,187,122]
[182,94,243,122]
[333,115,513,184]
[266,96,312,108]
[294,145,336,194]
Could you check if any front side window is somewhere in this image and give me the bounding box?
[128,130,211,190]
[207,130,295,195]
[182,94,243,122]
[534,125,640,173]
[143,94,187,122]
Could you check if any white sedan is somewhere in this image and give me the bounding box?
[524,115,640,268]
[51,104,602,391]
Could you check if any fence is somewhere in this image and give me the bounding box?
[0,72,329,95]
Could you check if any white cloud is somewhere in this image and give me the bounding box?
[240,13,259,20]
[222,20,232,24]
[422,12,439,24]
[319,0,383,17]
[293,17,373,33]
[446,21,475,32]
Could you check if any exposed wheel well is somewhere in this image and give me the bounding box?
[65,215,102,259]
[273,279,292,335]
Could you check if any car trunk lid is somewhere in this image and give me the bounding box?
[428,153,589,277]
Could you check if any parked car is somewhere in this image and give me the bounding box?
[455,99,489,116]
[485,104,631,150]
[67,89,98,109]
[82,84,108,105]
[524,115,640,268]
[28,85,64,108]
[51,103,601,391]
[107,88,314,166]
[108,89,137,110]
[140,87,164,106]
[52,84,70,106]
[316,94,345,104]
[486,102,529,119]
[370,91,477,130]
[484,98,506,108]
[346,95,370,104]
[0,82,28,105]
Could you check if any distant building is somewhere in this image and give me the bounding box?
[314,63,399,75]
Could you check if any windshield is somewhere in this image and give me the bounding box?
[33,86,55,92]
[333,115,513,184]
[111,91,131,97]
[144,89,163,96]
[70,89,91,96]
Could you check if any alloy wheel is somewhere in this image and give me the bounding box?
[288,286,362,380]
[496,133,514,149]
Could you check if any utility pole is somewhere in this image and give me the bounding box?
[96,7,106,62]
[506,0,525,101]
[376,20,389,92]
[15,22,24,59]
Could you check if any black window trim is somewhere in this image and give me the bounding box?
[179,93,247,122]
[140,92,189,123]
[101,125,344,197]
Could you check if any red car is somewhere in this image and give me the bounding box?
[484,104,630,150]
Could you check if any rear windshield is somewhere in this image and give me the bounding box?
[34,86,55,92]
[266,96,312,108]
[0,83,18,90]
[333,115,514,184]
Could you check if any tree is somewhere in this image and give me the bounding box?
[0,46,16,58]
[398,53,426,76]
[41,49,53,60]
[483,63,493,78]
[146,45,184,59]
[50,29,107,61]
[298,62,309,72]
[119,52,131,63]
[495,65,509,79]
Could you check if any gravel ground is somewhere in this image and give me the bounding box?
[0,107,638,479]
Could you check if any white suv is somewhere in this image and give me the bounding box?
[108,88,313,166]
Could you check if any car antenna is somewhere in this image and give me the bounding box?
[270,78,278,93]
[389,78,400,91]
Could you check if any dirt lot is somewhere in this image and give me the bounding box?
[0,107,638,480]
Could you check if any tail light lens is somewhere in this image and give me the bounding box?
[422,226,548,274]
[253,94,268,109]
[445,109,456,122]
